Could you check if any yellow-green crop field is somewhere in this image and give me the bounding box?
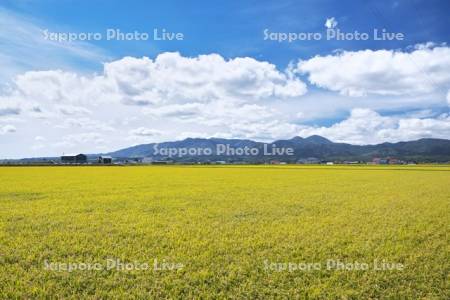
[0,165,449,298]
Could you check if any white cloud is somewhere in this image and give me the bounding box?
[53,132,105,148]
[226,119,300,141]
[12,70,111,106]
[56,117,114,131]
[0,124,16,135]
[57,105,92,116]
[5,52,307,110]
[298,108,450,144]
[1,49,449,157]
[0,101,21,117]
[174,131,211,140]
[145,101,276,126]
[129,127,163,137]
[143,103,204,119]
[325,17,338,29]
[0,52,310,155]
[297,45,450,97]
[31,144,45,151]
[103,52,307,105]
[447,90,450,105]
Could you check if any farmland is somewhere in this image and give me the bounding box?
[0,165,449,298]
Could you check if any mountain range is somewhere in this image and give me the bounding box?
[107,135,450,163]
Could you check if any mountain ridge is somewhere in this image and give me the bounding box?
[106,136,450,163]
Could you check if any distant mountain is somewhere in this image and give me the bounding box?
[107,136,450,163]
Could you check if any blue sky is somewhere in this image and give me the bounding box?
[0,0,449,158]
[3,0,449,68]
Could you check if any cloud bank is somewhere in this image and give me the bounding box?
[299,109,450,145]
[0,48,449,157]
[297,44,450,97]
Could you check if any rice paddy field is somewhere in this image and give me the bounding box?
[0,165,449,298]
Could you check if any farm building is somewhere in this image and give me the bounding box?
[98,156,113,164]
[61,153,87,164]
[372,157,403,165]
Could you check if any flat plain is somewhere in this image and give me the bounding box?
[0,165,449,298]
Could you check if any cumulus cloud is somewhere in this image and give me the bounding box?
[298,108,450,144]
[297,45,450,97]
[142,100,301,140]
[104,52,307,105]
[12,70,112,106]
[2,52,308,131]
[7,52,306,109]
[1,50,449,157]
[145,101,276,126]
[0,53,309,149]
